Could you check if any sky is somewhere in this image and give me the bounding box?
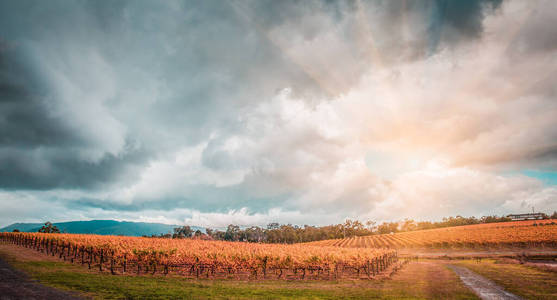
[0,0,556,228]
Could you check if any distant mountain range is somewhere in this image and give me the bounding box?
[0,220,205,237]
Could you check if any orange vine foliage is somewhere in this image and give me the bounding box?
[1,232,394,270]
[307,220,557,249]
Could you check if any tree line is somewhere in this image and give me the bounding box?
[159,212,557,243]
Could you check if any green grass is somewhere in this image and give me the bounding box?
[0,251,477,299]
[454,259,557,300]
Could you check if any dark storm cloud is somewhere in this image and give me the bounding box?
[426,0,502,47]
[346,0,503,59]
[0,147,147,190]
[0,0,318,190]
[0,72,75,148]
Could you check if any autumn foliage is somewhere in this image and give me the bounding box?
[307,220,557,249]
[0,232,397,280]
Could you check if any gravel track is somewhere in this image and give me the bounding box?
[448,265,522,300]
[0,257,83,300]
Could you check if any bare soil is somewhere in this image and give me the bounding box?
[0,244,63,262]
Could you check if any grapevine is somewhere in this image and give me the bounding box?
[0,232,397,280]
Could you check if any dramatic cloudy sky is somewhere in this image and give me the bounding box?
[1,0,556,228]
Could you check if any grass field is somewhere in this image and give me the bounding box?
[0,243,477,299]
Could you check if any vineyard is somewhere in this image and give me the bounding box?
[307,220,557,249]
[0,232,398,280]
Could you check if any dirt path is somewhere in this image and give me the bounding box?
[448,265,522,300]
[0,256,84,300]
[0,244,63,262]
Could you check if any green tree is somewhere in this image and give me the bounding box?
[172,226,193,238]
[377,222,398,234]
[38,222,60,233]
[225,224,240,241]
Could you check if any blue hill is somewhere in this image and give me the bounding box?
[0,220,205,236]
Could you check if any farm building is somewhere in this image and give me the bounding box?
[507,213,545,221]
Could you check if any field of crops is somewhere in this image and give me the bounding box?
[307,220,557,249]
[0,232,397,280]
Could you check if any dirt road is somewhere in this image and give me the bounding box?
[448,265,522,300]
[0,257,83,300]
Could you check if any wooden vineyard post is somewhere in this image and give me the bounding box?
[262,256,268,279]
[366,260,371,278]
[195,258,200,278]
[123,254,127,274]
[88,247,93,270]
[110,251,115,275]
[99,249,104,272]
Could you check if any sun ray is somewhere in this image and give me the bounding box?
[226,0,343,97]
[354,0,387,70]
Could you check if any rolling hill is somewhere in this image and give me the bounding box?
[306,220,557,249]
[0,220,205,237]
